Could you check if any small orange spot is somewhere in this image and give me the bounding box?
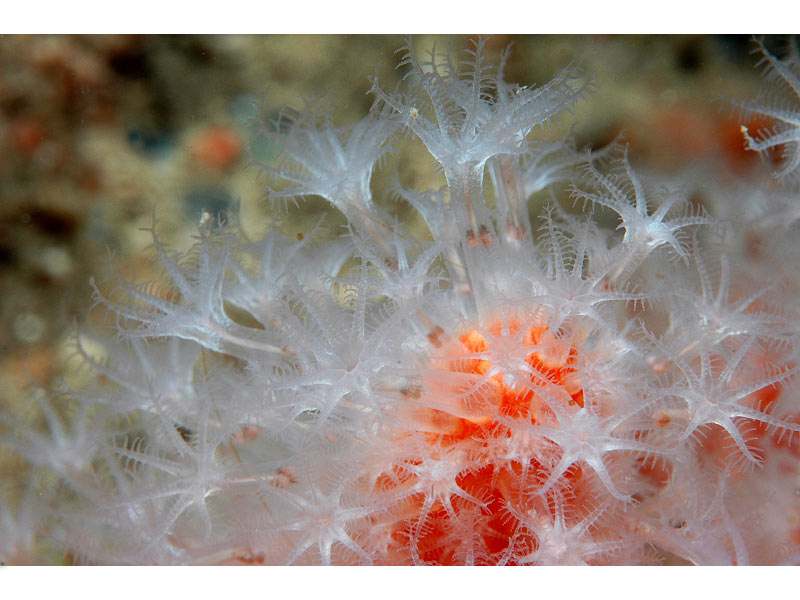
[745,232,764,260]
[273,466,298,488]
[232,548,266,565]
[636,456,671,489]
[427,326,445,348]
[232,425,262,443]
[192,126,242,171]
[11,120,46,156]
[790,528,800,546]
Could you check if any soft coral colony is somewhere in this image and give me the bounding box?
[4,38,800,566]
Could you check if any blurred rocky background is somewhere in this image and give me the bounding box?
[0,34,776,447]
